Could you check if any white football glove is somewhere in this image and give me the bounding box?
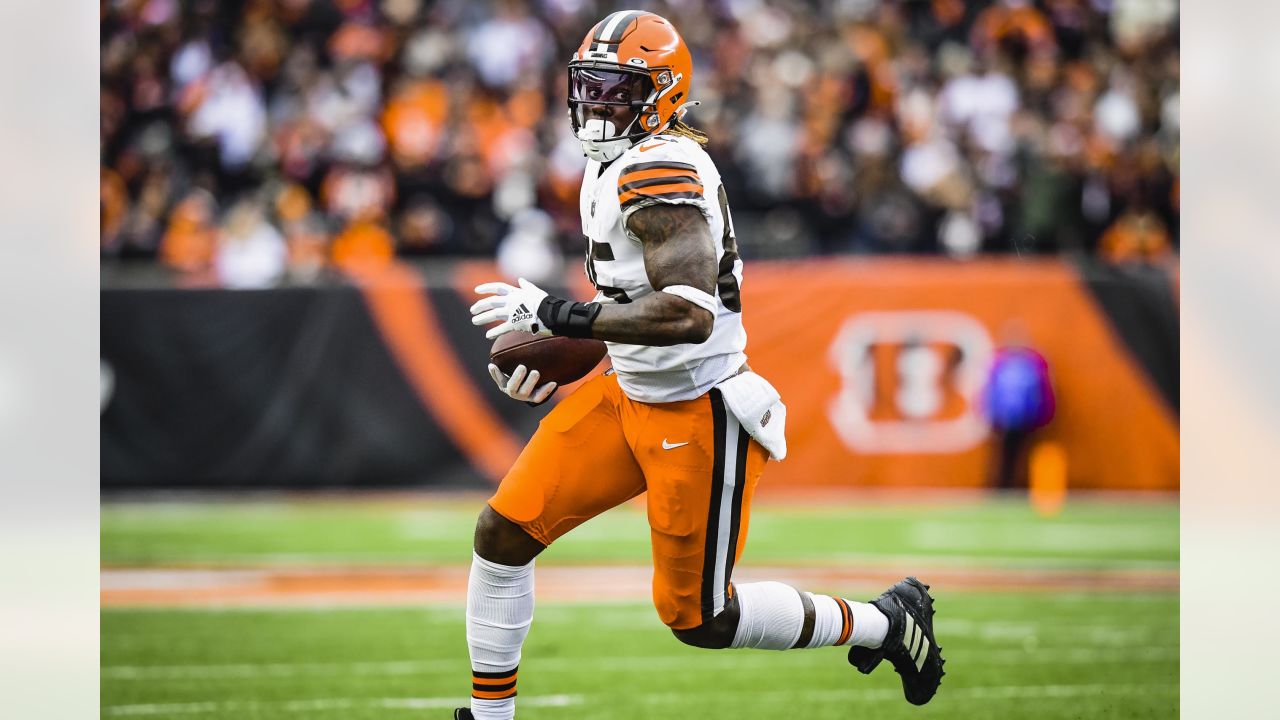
[488,363,558,404]
[471,278,551,340]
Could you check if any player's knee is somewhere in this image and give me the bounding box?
[670,597,740,649]
[473,505,545,566]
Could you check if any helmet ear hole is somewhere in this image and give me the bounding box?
[672,92,683,103]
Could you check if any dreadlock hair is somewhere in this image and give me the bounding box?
[663,118,709,146]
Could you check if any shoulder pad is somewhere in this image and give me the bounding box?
[618,135,701,165]
[616,138,706,214]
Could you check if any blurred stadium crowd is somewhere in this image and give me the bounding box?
[101,0,1179,287]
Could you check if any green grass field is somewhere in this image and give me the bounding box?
[101,494,1179,719]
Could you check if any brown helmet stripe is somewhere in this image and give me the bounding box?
[596,10,645,43]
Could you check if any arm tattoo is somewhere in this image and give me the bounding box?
[627,204,717,296]
[586,203,717,346]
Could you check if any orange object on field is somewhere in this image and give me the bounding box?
[1029,441,1068,518]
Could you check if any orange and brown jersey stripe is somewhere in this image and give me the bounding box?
[471,667,518,700]
[618,161,703,211]
[834,597,854,646]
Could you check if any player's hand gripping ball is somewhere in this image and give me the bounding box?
[474,280,608,402]
[470,278,553,339]
[486,361,559,404]
[489,330,607,388]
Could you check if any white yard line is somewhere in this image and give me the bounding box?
[977,646,1180,663]
[102,695,581,716]
[635,683,1178,706]
[104,659,456,680]
[104,701,220,716]
[102,684,1176,716]
[103,645,1178,682]
[102,552,1180,571]
[910,522,1177,554]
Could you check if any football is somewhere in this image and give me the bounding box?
[490,331,608,386]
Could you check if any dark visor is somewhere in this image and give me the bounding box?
[569,66,652,106]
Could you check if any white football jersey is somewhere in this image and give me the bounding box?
[579,134,748,403]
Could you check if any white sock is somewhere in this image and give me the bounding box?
[806,594,888,649]
[466,553,534,720]
[730,581,805,649]
[729,582,888,650]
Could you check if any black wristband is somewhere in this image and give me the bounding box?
[536,296,602,338]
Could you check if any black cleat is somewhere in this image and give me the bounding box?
[453,709,474,720]
[847,577,945,706]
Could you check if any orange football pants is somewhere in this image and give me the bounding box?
[489,371,769,630]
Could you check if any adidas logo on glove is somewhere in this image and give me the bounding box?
[511,303,534,324]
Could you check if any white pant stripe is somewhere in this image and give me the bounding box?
[711,412,740,616]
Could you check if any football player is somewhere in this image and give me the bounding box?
[460,11,944,719]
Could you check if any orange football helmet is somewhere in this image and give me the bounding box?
[568,11,696,161]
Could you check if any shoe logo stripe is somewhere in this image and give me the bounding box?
[903,612,932,671]
[914,635,931,671]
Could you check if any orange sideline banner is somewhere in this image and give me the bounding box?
[734,259,1178,492]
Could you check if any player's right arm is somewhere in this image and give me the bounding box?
[584,203,716,346]
[470,146,720,348]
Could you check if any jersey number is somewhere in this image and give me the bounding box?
[585,239,632,303]
[717,184,743,313]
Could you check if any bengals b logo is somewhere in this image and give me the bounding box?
[827,311,994,454]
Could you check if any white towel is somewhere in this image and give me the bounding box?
[716,371,788,461]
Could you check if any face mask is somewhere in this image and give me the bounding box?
[576,117,635,162]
